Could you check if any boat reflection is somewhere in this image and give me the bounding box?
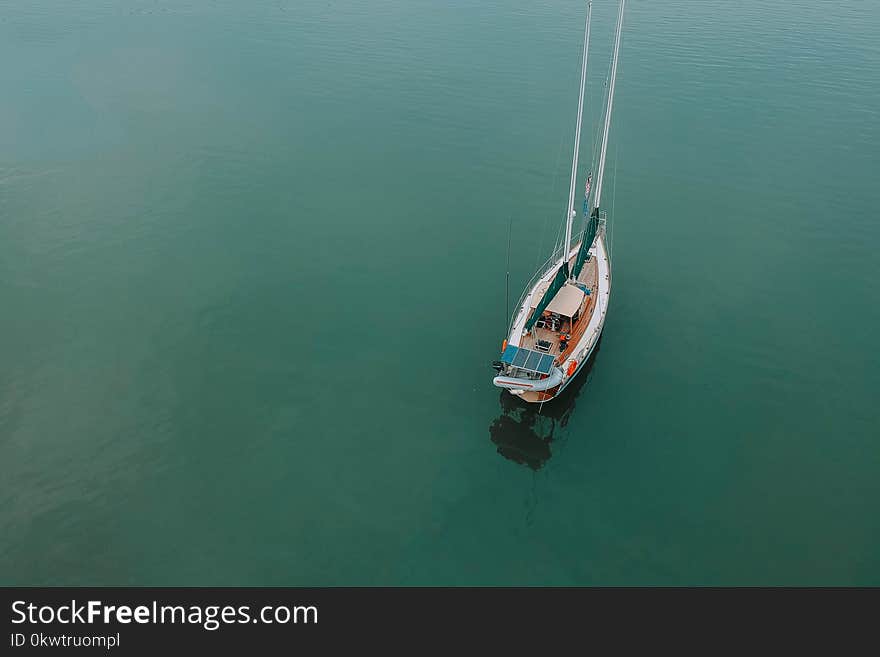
[488,338,602,470]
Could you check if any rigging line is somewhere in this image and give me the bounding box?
[595,72,609,159]
[583,74,605,232]
[562,0,593,267]
[592,61,611,179]
[575,70,605,244]
[505,214,512,326]
[594,0,625,212]
[586,19,619,218]
[533,129,569,276]
[589,100,609,220]
[609,18,625,259]
[610,138,619,258]
[591,31,616,175]
[586,58,611,219]
[537,1,592,276]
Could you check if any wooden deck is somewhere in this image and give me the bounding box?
[519,252,599,362]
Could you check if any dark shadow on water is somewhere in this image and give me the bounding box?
[488,338,603,470]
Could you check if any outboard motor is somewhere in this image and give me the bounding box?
[491,360,504,373]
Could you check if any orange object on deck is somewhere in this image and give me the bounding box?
[567,360,578,377]
[502,339,508,352]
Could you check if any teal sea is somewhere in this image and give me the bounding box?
[1,0,879,585]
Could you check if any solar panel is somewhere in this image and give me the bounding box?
[498,345,557,375]
[500,344,519,364]
[524,350,543,371]
[538,354,556,374]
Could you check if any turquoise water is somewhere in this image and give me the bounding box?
[1,0,879,585]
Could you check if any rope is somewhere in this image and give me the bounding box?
[594,0,625,211]
[505,214,512,327]
[533,130,569,275]
[611,139,619,258]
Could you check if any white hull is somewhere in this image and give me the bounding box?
[497,226,610,403]
[553,231,610,397]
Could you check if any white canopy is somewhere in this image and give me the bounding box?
[545,284,585,318]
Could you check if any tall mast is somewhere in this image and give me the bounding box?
[593,0,625,213]
[562,1,593,269]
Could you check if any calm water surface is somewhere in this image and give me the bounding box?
[1,0,879,584]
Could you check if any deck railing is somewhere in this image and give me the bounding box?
[507,210,608,334]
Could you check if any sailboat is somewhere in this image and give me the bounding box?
[492,0,625,404]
